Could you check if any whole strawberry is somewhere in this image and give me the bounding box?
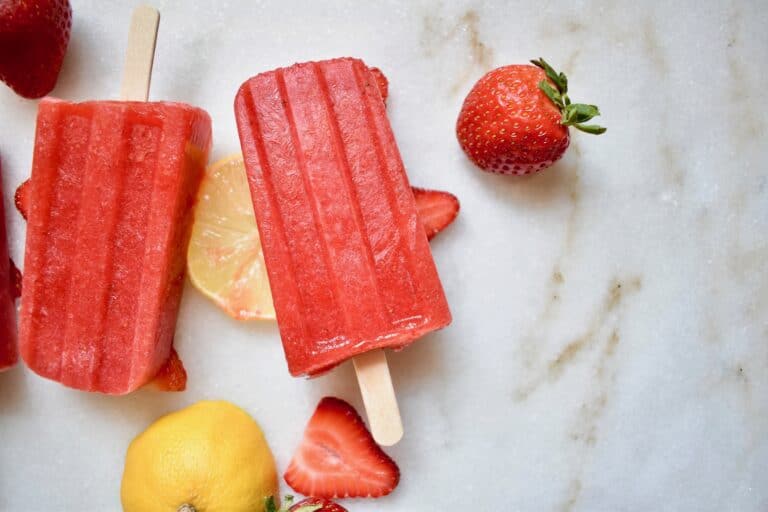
[290,497,348,512]
[0,0,72,99]
[456,58,605,175]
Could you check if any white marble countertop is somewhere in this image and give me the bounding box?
[1,0,766,510]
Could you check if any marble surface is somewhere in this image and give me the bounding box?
[1,0,767,510]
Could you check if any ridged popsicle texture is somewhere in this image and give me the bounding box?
[20,99,212,394]
[235,58,451,377]
[0,160,17,371]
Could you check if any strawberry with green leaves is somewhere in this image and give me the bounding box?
[456,58,605,175]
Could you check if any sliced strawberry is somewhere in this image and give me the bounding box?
[14,179,30,220]
[0,0,73,98]
[368,66,388,104]
[146,348,187,392]
[413,187,460,240]
[284,397,400,499]
[9,258,21,300]
[290,497,348,512]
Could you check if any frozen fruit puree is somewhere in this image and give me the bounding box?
[0,159,17,371]
[19,98,211,394]
[235,57,451,377]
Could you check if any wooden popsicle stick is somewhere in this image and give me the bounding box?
[119,5,160,101]
[353,349,403,446]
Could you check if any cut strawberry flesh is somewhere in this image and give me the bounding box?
[0,160,17,370]
[146,348,187,392]
[14,179,30,220]
[413,187,460,240]
[284,397,400,499]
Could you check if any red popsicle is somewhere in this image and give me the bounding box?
[19,99,210,393]
[236,58,451,377]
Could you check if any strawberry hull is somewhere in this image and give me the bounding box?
[0,160,17,371]
[19,99,211,394]
[235,58,451,377]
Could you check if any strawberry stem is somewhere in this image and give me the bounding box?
[531,58,606,134]
[573,124,607,135]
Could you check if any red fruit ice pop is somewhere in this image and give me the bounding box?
[19,6,211,394]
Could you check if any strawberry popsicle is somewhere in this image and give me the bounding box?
[235,57,451,377]
[19,99,211,393]
[0,160,17,371]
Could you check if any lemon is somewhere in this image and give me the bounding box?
[187,154,275,320]
[120,400,278,512]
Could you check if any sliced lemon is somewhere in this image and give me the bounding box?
[187,154,275,320]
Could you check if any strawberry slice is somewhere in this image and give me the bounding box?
[284,397,400,499]
[413,187,460,240]
[146,348,187,392]
[14,178,30,220]
[368,66,388,104]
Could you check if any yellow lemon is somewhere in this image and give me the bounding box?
[187,154,275,321]
[121,400,278,512]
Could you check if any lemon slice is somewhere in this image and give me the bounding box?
[187,154,275,320]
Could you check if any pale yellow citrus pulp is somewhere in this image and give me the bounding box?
[187,154,275,320]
